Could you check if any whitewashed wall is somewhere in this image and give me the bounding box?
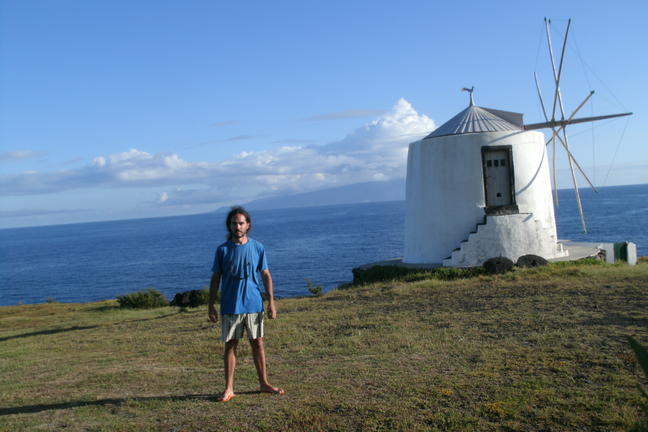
[404,130,565,265]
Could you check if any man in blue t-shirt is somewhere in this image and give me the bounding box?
[208,206,284,402]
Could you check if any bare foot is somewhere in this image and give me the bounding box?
[260,384,285,396]
[218,391,236,402]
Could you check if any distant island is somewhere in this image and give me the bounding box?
[230,178,405,211]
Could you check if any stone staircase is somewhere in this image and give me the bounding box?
[442,213,565,267]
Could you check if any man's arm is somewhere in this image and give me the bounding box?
[208,272,220,323]
[261,269,277,319]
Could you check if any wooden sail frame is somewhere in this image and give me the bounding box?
[529,18,632,233]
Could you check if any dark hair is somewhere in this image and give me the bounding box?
[225,206,251,239]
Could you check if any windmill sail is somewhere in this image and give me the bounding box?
[529,18,632,233]
[524,112,632,131]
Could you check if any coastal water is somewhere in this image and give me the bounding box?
[1,183,646,306]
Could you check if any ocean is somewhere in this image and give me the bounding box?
[1,183,646,306]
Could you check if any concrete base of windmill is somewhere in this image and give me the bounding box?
[354,241,637,280]
[552,241,637,265]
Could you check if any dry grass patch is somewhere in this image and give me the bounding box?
[1,260,648,431]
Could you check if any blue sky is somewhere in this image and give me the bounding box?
[1,0,646,228]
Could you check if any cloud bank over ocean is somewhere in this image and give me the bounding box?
[1,99,435,212]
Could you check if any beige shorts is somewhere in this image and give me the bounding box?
[221,312,264,342]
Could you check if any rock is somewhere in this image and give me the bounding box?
[483,257,514,274]
[516,254,548,268]
[170,289,208,308]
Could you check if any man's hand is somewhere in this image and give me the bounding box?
[208,304,218,323]
[208,272,220,324]
[267,301,277,319]
[261,269,276,319]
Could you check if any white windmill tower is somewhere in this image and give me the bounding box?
[403,18,631,267]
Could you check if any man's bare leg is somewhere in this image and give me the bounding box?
[219,339,238,402]
[250,337,284,395]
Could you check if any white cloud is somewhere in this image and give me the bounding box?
[158,191,169,203]
[93,156,106,167]
[0,150,46,162]
[272,138,318,145]
[0,99,436,208]
[0,208,89,218]
[219,135,258,143]
[210,120,239,127]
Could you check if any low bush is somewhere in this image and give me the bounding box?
[116,288,169,309]
[351,264,483,285]
[432,266,484,280]
[552,257,604,267]
[170,288,211,308]
[351,265,422,285]
[306,279,322,296]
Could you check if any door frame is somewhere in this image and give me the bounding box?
[481,145,519,215]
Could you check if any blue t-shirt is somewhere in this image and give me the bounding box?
[212,238,268,315]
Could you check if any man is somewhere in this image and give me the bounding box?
[208,206,285,402]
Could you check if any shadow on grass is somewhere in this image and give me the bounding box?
[88,305,119,312]
[0,325,98,342]
[0,313,179,342]
[581,312,648,328]
[0,391,267,415]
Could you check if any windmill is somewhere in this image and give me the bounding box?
[402,18,633,267]
[524,18,632,232]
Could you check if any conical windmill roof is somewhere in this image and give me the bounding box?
[425,102,524,139]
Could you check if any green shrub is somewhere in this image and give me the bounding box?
[351,265,483,285]
[116,288,169,309]
[170,288,212,308]
[306,279,322,296]
[552,257,604,267]
[433,266,484,280]
[351,265,424,285]
[195,287,211,304]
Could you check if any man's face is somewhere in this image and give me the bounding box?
[229,213,250,240]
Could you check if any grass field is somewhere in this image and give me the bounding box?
[1,260,647,431]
